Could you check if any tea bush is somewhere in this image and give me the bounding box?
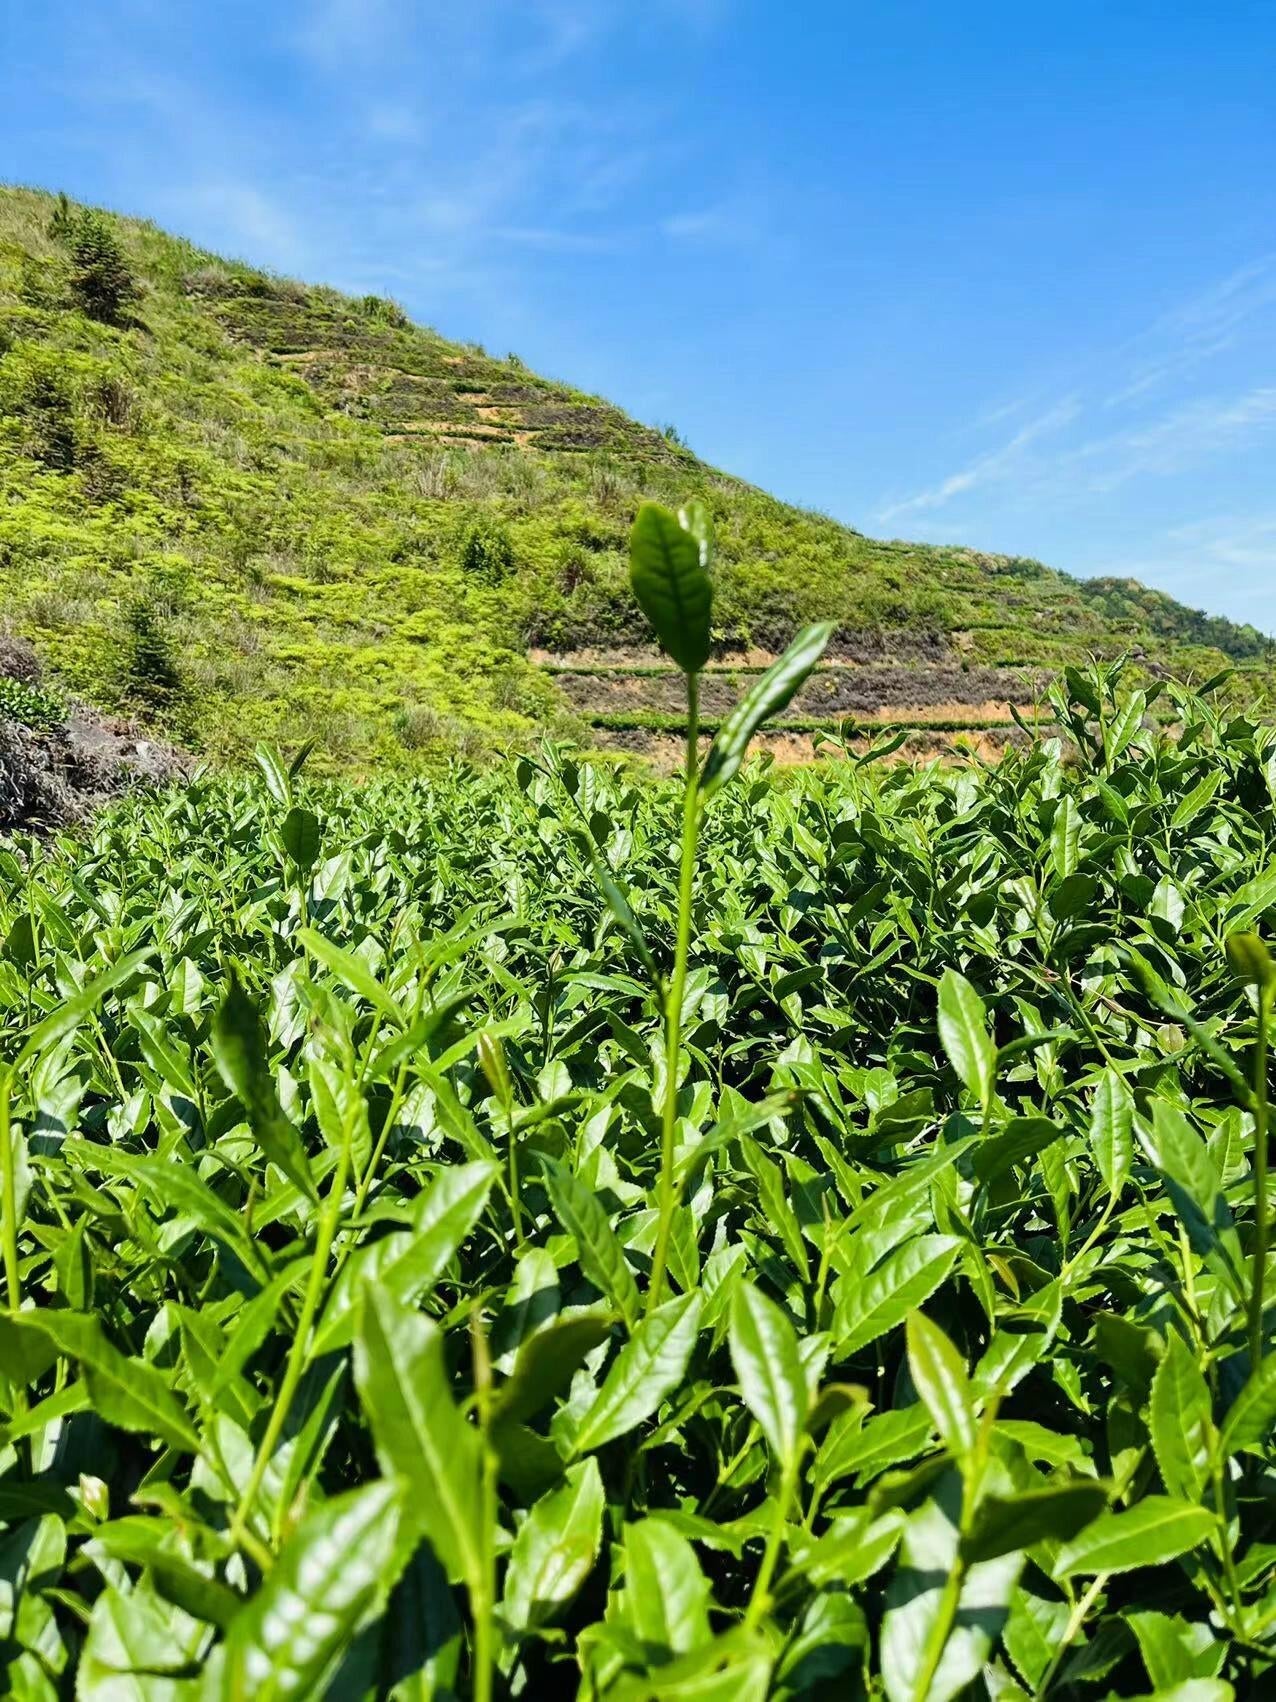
[0,508,1275,1698]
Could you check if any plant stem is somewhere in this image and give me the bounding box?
[1249,982,1271,1370]
[0,1068,20,1314]
[469,1308,497,1702]
[647,671,700,1316]
[229,1109,354,1552]
[742,1457,798,1633]
[1033,1573,1108,1699]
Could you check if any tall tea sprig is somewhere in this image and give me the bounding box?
[1226,930,1274,1368]
[627,501,831,1311]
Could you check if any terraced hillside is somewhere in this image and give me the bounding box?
[0,184,1271,769]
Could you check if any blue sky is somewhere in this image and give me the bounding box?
[5,0,1276,632]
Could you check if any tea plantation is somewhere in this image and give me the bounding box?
[2,519,1276,1696]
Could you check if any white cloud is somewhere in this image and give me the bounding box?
[1077,388,1276,490]
[877,255,1276,531]
[877,399,1081,523]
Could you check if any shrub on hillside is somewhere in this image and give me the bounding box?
[457,517,515,582]
[15,364,78,472]
[58,207,138,324]
[119,600,185,714]
[359,293,409,328]
[0,675,64,731]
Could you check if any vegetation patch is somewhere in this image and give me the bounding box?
[2,501,1275,1697]
[0,185,1272,770]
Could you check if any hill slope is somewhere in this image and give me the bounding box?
[1,184,1271,769]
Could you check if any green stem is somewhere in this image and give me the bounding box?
[1032,1573,1108,1699]
[647,671,700,1317]
[1249,983,1270,1370]
[1210,1453,1245,1625]
[909,1405,999,1702]
[469,1309,497,1702]
[742,1457,798,1633]
[0,1068,19,1314]
[229,1110,354,1552]
[507,1109,524,1249]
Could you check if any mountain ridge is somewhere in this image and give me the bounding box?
[0,183,1270,770]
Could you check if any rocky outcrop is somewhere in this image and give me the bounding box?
[0,642,187,834]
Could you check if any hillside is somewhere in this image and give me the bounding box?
[1,183,1271,770]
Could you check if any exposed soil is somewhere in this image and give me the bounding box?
[553,663,1044,720]
[593,723,1031,774]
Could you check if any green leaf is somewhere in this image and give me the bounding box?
[1144,1101,1244,1299]
[1105,692,1147,766]
[89,1516,243,1628]
[905,1312,975,1461]
[937,971,995,1107]
[210,971,316,1202]
[1089,1068,1133,1200]
[729,1279,809,1469]
[700,623,835,800]
[541,1157,641,1328]
[313,1160,497,1354]
[570,1291,702,1455]
[971,1116,1061,1185]
[1127,1610,1226,1689]
[1218,1355,1276,1457]
[628,502,713,674]
[494,1307,615,1429]
[296,926,405,1028]
[254,742,293,806]
[1051,795,1081,880]
[1226,930,1275,989]
[501,1457,604,1636]
[1054,1495,1216,1577]
[281,805,321,870]
[741,1145,810,1280]
[15,947,153,1069]
[1149,1332,1214,1501]
[962,1480,1110,1562]
[0,1314,58,1387]
[881,1468,1023,1702]
[220,1479,405,1699]
[14,1311,199,1453]
[622,1517,713,1662]
[838,1235,962,1356]
[353,1285,484,1589]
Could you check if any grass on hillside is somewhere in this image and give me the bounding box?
[1,183,1273,771]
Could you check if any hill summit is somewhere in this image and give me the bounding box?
[0,184,1270,769]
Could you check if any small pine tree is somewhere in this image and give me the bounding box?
[22,370,77,472]
[46,192,75,240]
[121,600,183,711]
[63,212,137,324]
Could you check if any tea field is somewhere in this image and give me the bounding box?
[2,508,1276,1698]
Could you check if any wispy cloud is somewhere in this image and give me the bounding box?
[1102,255,1276,407]
[662,198,762,244]
[1077,387,1276,489]
[878,398,1081,522]
[877,259,1276,533]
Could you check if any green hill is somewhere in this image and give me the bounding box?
[1,183,1271,769]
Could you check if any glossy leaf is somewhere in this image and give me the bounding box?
[570,1291,702,1455]
[628,502,713,674]
[220,1480,404,1698]
[1054,1496,1216,1577]
[729,1279,809,1469]
[701,623,835,801]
